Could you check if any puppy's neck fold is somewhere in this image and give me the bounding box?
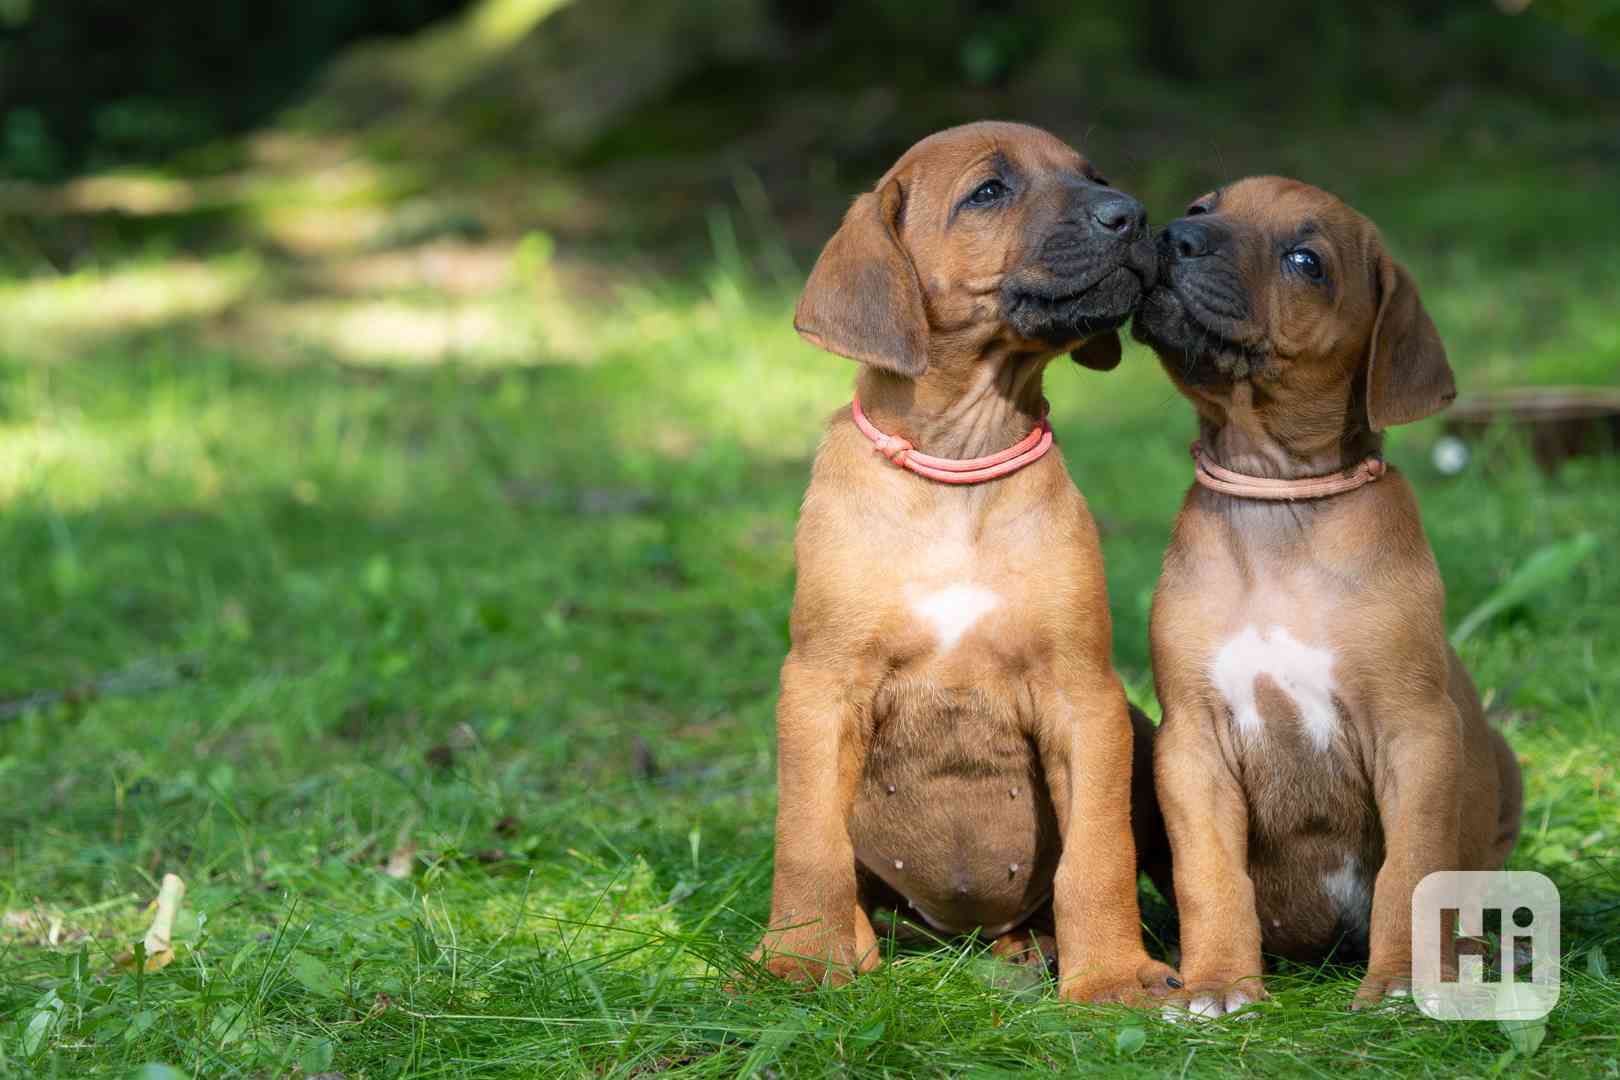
[856,347,1051,462]
[1194,383,1382,484]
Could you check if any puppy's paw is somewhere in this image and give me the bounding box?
[1349,970,1412,1011]
[1161,975,1268,1022]
[990,930,1057,971]
[1059,956,1183,1006]
[752,922,874,987]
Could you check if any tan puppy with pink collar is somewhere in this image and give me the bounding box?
[1133,176,1523,1015]
[753,122,1177,1004]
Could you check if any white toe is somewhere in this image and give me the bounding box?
[1226,991,1261,1019]
[1167,989,1263,1022]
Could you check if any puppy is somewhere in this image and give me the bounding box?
[1133,176,1523,1014]
[754,122,1177,1004]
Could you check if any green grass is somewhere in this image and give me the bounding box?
[2,111,1619,1076]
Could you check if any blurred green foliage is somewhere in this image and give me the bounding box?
[4,0,1618,182]
[0,0,470,178]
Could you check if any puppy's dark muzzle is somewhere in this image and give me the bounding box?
[1134,217,1266,384]
[1144,219,1250,329]
[1003,188,1156,344]
[1027,192,1156,289]
[1043,193,1148,250]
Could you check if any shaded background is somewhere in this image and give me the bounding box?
[1,2,1618,1075]
[5,0,1620,257]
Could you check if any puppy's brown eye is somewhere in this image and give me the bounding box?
[965,179,1010,208]
[1186,203,1209,216]
[1091,175,1111,187]
[1285,247,1325,280]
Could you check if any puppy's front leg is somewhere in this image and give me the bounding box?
[754,655,877,985]
[1354,702,1462,1009]
[1040,676,1179,1005]
[1155,706,1266,1017]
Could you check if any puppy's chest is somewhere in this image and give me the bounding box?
[900,580,1005,657]
[1208,622,1347,754]
[870,528,1048,672]
[1200,620,1381,876]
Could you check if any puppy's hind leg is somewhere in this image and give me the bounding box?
[990,901,1057,971]
[990,928,1058,971]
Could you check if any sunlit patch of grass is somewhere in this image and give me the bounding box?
[253,203,391,258]
[467,855,708,973]
[58,172,197,216]
[240,155,414,215]
[312,243,513,297]
[0,416,126,508]
[239,296,538,366]
[0,256,260,361]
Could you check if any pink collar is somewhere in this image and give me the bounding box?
[851,396,1054,484]
[1191,441,1386,500]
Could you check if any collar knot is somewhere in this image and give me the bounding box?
[851,396,1054,485]
[870,432,913,465]
[1191,442,1386,500]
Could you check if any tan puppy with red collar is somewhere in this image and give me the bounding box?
[753,122,1177,1004]
[1133,176,1523,1014]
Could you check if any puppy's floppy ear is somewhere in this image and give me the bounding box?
[1365,251,1454,430]
[794,179,929,377]
[1070,330,1122,371]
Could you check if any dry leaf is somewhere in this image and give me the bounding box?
[2,909,38,932]
[116,873,186,972]
[383,819,417,879]
[384,841,416,878]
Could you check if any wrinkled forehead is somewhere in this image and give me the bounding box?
[1203,176,1367,244]
[883,122,1088,192]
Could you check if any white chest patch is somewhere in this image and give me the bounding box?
[1210,625,1340,750]
[1322,855,1371,935]
[910,583,1000,653]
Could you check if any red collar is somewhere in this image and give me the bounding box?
[1191,442,1386,500]
[851,397,1054,484]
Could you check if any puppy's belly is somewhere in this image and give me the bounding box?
[848,681,1058,935]
[1248,840,1379,962]
[1220,664,1382,960]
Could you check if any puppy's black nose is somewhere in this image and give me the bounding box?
[1165,218,1214,260]
[1092,194,1147,240]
